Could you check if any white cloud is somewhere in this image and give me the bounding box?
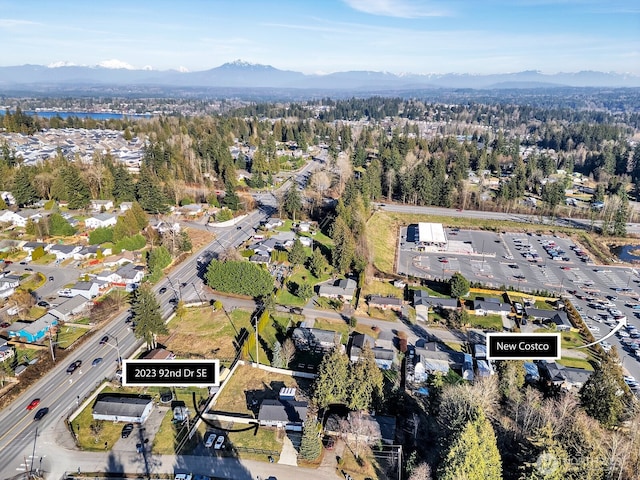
[176,66,189,72]
[0,18,39,28]
[97,59,136,70]
[342,0,449,17]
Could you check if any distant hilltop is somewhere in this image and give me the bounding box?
[1,61,639,90]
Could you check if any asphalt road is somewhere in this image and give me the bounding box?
[0,161,327,478]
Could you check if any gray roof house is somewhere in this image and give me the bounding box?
[473,300,512,315]
[368,295,403,311]
[49,244,82,260]
[70,281,100,299]
[7,314,58,343]
[292,327,338,352]
[92,394,154,424]
[525,307,571,330]
[49,295,91,322]
[257,399,308,431]
[349,333,395,370]
[317,278,357,301]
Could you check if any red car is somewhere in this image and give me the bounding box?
[26,398,40,410]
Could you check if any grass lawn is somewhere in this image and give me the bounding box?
[361,280,404,299]
[56,325,90,348]
[367,211,399,274]
[276,265,330,307]
[14,347,41,365]
[367,307,401,322]
[71,397,123,451]
[534,300,556,310]
[19,273,46,292]
[468,314,504,330]
[213,364,312,415]
[160,306,254,366]
[557,356,594,370]
[340,444,382,480]
[71,317,92,325]
[409,286,449,298]
[26,306,48,320]
[32,253,56,265]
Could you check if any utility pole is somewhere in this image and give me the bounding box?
[48,329,55,362]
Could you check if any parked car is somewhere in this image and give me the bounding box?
[121,423,134,438]
[33,407,49,421]
[204,433,216,448]
[214,435,225,450]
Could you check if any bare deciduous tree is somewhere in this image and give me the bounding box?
[281,338,296,368]
[408,462,433,480]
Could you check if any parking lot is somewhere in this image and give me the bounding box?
[397,226,640,382]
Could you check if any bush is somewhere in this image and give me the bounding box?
[114,234,146,252]
[216,208,233,222]
[89,227,114,245]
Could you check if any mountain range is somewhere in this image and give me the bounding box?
[1,60,639,91]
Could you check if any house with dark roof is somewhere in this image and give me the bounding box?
[368,295,403,312]
[292,327,338,352]
[317,278,357,301]
[537,361,592,391]
[472,300,512,316]
[49,244,82,261]
[92,394,154,423]
[6,314,58,343]
[257,399,308,431]
[411,342,466,381]
[525,307,571,330]
[249,254,270,265]
[348,333,395,369]
[142,348,176,360]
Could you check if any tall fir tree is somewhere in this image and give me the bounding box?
[13,167,38,207]
[129,285,167,350]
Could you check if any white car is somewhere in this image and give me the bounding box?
[618,330,630,338]
[204,433,216,448]
[214,435,225,450]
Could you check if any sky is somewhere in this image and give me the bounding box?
[0,0,638,75]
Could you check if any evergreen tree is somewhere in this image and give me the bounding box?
[612,190,629,237]
[348,344,384,411]
[313,346,349,409]
[579,362,625,427]
[437,410,502,480]
[288,238,306,265]
[308,248,329,278]
[221,182,241,211]
[129,202,149,230]
[13,167,38,206]
[284,185,303,222]
[179,230,192,252]
[299,415,322,461]
[112,164,136,202]
[48,213,76,236]
[272,341,284,368]
[63,165,91,210]
[129,285,168,350]
[449,272,470,298]
[297,282,313,301]
[136,169,169,213]
[331,216,356,274]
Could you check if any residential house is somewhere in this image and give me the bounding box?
[22,241,49,255]
[411,341,466,381]
[142,348,176,360]
[6,313,58,343]
[15,209,46,227]
[326,412,396,445]
[92,394,154,424]
[524,307,572,330]
[251,238,279,257]
[263,218,283,230]
[49,295,91,322]
[114,263,145,285]
[180,203,204,216]
[0,210,25,227]
[412,290,430,322]
[249,254,270,265]
[119,202,133,212]
[349,333,395,370]
[298,236,313,248]
[291,327,339,352]
[148,219,180,234]
[272,231,296,248]
[368,295,403,312]
[0,274,20,298]
[73,245,102,261]
[298,221,311,233]
[257,399,308,431]
[90,199,114,212]
[85,213,118,229]
[472,299,512,316]
[102,251,136,267]
[48,244,82,261]
[70,281,100,299]
[317,278,357,302]
[0,338,15,363]
[537,361,592,391]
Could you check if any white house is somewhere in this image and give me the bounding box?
[70,281,100,299]
[0,274,20,298]
[48,244,82,261]
[85,213,118,229]
[49,295,91,322]
[119,202,133,212]
[298,236,313,247]
[90,199,114,212]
